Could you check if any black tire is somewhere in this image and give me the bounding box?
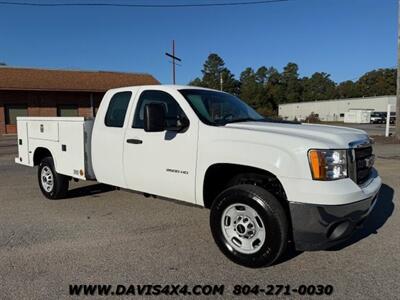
[38,157,69,199]
[210,184,288,268]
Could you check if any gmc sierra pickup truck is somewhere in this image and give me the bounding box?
[15,85,381,268]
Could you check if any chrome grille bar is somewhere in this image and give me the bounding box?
[348,138,374,185]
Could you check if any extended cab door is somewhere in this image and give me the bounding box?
[123,88,198,203]
[91,89,135,188]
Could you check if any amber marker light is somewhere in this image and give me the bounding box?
[308,150,326,180]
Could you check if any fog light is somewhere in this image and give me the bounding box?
[327,220,352,240]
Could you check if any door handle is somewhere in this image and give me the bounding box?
[126,138,143,144]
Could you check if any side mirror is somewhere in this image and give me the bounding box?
[165,116,190,132]
[177,116,190,132]
[144,103,166,132]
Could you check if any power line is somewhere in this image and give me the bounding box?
[0,0,291,8]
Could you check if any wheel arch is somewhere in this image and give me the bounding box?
[202,163,288,209]
[33,147,55,166]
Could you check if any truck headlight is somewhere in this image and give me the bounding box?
[308,149,348,180]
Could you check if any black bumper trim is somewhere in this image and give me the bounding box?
[289,195,378,251]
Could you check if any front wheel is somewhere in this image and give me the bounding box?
[210,184,288,268]
[38,157,69,199]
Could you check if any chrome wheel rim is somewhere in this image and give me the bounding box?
[41,166,54,193]
[221,203,266,254]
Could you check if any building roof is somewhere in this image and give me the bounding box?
[278,94,396,107]
[0,67,159,92]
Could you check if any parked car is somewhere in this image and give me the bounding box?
[370,112,385,124]
[389,112,396,125]
[15,85,381,268]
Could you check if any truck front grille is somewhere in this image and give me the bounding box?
[354,146,374,185]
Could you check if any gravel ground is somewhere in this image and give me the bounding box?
[0,136,398,299]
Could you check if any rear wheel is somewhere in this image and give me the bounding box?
[210,184,288,268]
[38,157,69,199]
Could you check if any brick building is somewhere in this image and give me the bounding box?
[0,67,159,134]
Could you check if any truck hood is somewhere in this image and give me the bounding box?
[225,121,368,148]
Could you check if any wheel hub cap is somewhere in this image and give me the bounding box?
[41,166,54,192]
[234,215,256,238]
[221,203,266,254]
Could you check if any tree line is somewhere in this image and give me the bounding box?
[189,53,396,115]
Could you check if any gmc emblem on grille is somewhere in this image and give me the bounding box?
[357,155,375,169]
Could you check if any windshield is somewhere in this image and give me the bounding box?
[179,89,264,125]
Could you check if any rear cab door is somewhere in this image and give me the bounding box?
[91,88,138,188]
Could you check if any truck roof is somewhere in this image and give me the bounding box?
[107,85,220,93]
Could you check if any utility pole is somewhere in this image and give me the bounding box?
[165,40,182,85]
[396,0,400,140]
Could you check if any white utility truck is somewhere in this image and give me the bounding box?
[15,85,381,267]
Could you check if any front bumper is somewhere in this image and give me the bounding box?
[289,178,381,251]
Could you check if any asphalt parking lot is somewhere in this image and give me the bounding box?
[0,135,399,299]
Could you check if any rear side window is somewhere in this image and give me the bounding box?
[105,92,132,127]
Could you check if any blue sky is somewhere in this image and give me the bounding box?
[0,0,396,84]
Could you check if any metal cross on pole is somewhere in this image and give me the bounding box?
[165,40,182,85]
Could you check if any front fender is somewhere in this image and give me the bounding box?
[195,139,300,206]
